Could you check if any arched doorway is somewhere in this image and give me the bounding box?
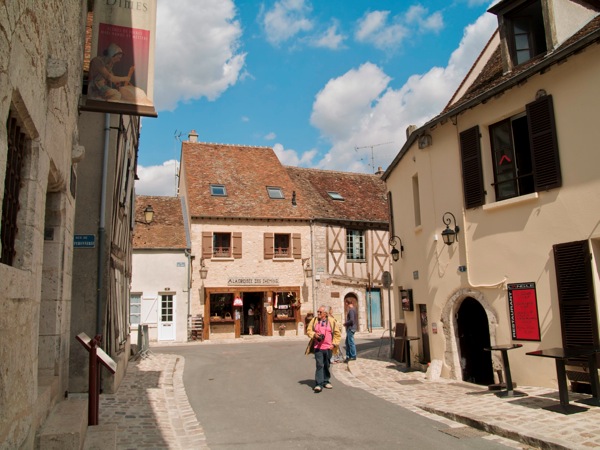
[456,297,493,385]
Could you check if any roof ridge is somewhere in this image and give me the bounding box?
[185,141,273,149]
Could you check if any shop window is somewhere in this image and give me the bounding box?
[210,293,233,320]
[273,291,297,319]
[346,229,365,260]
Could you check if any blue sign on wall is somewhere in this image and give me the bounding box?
[74,234,96,248]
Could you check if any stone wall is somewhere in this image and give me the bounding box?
[0,2,86,448]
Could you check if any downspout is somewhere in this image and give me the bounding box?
[97,113,110,335]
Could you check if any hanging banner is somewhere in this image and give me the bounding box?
[82,0,158,117]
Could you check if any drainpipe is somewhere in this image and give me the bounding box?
[96,113,110,335]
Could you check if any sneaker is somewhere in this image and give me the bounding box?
[324,383,333,389]
[313,386,322,393]
[349,357,356,361]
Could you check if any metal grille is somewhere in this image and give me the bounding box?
[1,116,26,266]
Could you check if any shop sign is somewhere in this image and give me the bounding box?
[228,277,279,286]
[507,282,541,341]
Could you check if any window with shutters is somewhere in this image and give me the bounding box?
[460,95,561,207]
[264,232,301,260]
[274,234,290,258]
[203,231,242,259]
[130,293,141,326]
[553,240,599,358]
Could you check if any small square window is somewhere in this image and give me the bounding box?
[267,186,284,199]
[210,184,227,196]
[327,191,344,201]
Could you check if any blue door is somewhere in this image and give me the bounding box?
[368,289,382,328]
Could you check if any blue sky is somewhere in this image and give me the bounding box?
[136,0,498,196]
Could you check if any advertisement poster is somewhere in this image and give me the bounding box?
[508,282,541,341]
[83,0,157,117]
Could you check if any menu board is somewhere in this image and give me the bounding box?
[508,282,541,341]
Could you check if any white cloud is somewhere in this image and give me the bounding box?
[153,0,246,111]
[311,21,346,49]
[310,63,391,142]
[273,143,317,167]
[355,11,408,50]
[265,132,276,140]
[312,11,497,173]
[262,0,314,46]
[135,160,179,196]
[405,5,444,33]
[242,116,250,122]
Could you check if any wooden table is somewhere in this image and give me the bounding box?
[484,344,527,398]
[526,347,600,414]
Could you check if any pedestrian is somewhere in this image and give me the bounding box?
[329,307,344,363]
[305,305,341,392]
[343,299,357,362]
[247,305,255,335]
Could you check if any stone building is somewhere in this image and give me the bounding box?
[0,2,87,448]
[383,0,600,388]
[178,131,393,341]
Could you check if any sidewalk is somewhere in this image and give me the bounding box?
[339,344,600,450]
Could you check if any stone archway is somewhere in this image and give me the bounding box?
[440,288,499,381]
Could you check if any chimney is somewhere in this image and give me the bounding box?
[375,166,384,176]
[406,125,416,140]
[188,130,198,143]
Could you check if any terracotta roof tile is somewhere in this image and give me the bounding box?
[286,166,389,225]
[181,141,389,225]
[133,196,187,249]
[182,142,311,219]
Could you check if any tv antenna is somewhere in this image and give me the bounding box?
[173,130,183,195]
[354,142,393,173]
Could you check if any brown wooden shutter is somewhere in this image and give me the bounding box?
[232,232,242,259]
[527,95,562,191]
[202,232,213,259]
[553,240,599,355]
[264,233,274,259]
[459,125,485,209]
[292,233,301,259]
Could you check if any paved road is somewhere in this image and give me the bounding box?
[154,339,516,449]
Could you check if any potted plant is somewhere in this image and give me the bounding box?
[278,324,286,336]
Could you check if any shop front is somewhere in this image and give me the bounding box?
[203,282,301,340]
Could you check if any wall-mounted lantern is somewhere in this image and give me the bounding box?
[199,257,208,280]
[389,235,404,261]
[143,205,154,224]
[302,258,313,278]
[441,212,460,246]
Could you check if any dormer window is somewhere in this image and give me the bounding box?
[210,184,227,196]
[490,0,548,69]
[267,186,284,199]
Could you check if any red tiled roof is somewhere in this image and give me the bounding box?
[286,166,389,225]
[133,196,187,249]
[181,142,312,219]
[180,141,389,225]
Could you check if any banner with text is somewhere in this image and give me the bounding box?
[83,0,157,117]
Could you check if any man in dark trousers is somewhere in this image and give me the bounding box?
[343,299,357,362]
